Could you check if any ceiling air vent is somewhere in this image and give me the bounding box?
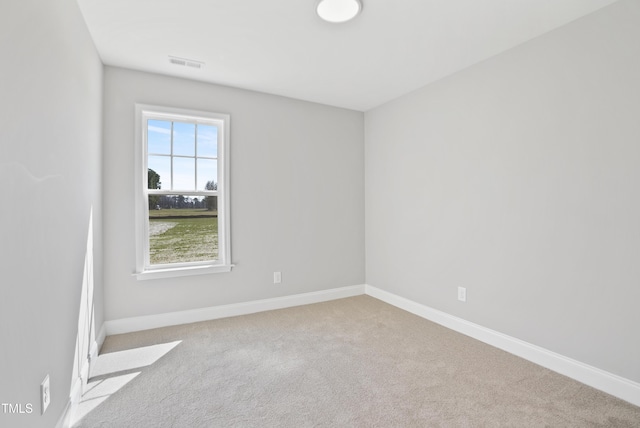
[168,56,204,69]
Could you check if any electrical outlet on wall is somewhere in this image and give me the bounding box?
[458,287,467,302]
[273,271,282,284]
[40,375,50,415]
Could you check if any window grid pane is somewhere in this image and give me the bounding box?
[197,159,217,191]
[197,124,218,157]
[172,157,195,191]
[173,122,196,156]
[148,119,171,155]
[147,121,218,192]
[148,155,171,190]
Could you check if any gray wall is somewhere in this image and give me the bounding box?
[365,0,640,383]
[103,67,364,321]
[0,0,104,427]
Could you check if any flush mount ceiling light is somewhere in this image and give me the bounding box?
[316,0,362,23]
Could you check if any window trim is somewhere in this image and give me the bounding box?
[134,104,232,279]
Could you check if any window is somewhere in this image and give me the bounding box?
[134,104,231,279]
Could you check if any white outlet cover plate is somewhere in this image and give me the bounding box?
[41,375,50,415]
[458,287,467,302]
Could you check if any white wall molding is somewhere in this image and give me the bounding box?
[365,284,640,407]
[105,284,366,335]
[55,400,72,428]
[97,284,640,407]
[56,324,108,428]
[55,357,90,428]
[95,323,107,352]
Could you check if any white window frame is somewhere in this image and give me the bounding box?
[134,104,232,280]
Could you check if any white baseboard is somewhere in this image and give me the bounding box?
[96,283,639,407]
[364,284,640,407]
[95,323,107,352]
[55,362,89,428]
[55,401,72,428]
[56,326,108,428]
[105,284,366,335]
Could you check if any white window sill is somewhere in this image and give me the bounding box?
[134,263,233,281]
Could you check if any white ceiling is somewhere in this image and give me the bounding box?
[76,0,619,111]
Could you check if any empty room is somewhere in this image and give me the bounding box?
[1,0,640,427]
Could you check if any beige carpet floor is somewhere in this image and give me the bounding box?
[74,296,640,427]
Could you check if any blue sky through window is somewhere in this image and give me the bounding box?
[173,122,195,156]
[147,119,218,191]
[148,120,171,154]
[197,125,217,157]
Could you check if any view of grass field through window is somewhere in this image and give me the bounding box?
[148,196,218,265]
[146,117,219,266]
